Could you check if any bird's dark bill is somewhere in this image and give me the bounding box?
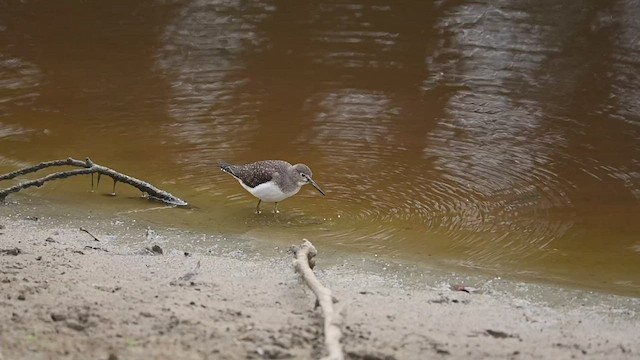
[309,179,325,196]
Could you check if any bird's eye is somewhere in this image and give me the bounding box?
[301,173,307,178]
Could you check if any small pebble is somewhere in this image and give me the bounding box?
[66,320,86,331]
[51,313,67,322]
[151,245,163,255]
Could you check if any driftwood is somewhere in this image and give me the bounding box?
[0,157,187,206]
[291,240,344,360]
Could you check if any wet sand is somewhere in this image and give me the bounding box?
[0,211,638,360]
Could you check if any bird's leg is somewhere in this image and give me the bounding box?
[111,179,117,196]
[273,202,279,214]
[255,200,262,214]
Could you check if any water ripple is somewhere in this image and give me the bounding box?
[0,55,43,117]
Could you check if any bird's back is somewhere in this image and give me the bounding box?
[219,160,292,188]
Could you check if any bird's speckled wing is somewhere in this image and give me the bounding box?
[219,160,290,188]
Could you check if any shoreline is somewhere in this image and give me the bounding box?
[4,192,638,298]
[1,205,639,359]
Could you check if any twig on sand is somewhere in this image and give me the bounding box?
[0,247,22,256]
[0,157,187,206]
[79,227,100,242]
[291,240,343,360]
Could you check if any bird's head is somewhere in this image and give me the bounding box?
[293,164,325,196]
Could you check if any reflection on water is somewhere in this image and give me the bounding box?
[0,0,639,295]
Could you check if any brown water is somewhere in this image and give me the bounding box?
[1,0,639,295]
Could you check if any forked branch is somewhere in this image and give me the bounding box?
[0,157,187,206]
[291,240,343,360]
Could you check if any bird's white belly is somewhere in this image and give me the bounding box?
[239,180,300,202]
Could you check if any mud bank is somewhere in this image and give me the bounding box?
[0,212,638,360]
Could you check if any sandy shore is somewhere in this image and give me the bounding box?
[0,208,639,360]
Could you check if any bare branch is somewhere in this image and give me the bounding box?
[0,157,187,206]
[291,240,343,360]
[0,158,85,181]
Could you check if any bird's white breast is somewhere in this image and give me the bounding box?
[239,180,300,202]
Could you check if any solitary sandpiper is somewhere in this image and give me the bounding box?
[219,160,325,213]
